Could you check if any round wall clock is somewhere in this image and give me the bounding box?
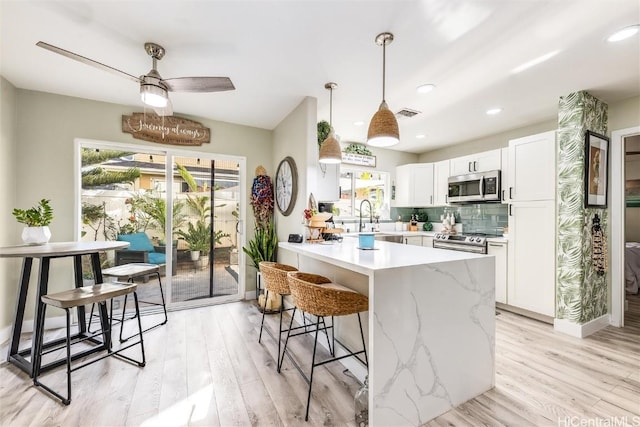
[275,156,298,216]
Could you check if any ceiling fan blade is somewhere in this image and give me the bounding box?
[152,98,173,117]
[162,77,235,93]
[36,41,141,83]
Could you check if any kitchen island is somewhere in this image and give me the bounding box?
[279,238,495,426]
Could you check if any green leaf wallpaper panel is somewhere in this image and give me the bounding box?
[556,91,608,323]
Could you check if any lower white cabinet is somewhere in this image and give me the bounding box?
[507,200,555,317]
[488,241,507,304]
[422,236,434,248]
[404,236,423,246]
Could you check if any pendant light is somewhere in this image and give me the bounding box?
[319,82,342,164]
[367,32,400,147]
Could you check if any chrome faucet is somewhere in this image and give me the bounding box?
[359,199,373,232]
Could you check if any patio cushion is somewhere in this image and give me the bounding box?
[148,252,166,265]
[117,232,154,252]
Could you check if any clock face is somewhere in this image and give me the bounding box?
[275,156,297,216]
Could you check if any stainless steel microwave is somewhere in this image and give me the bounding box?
[447,170,501,203]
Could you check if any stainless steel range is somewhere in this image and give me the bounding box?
[432,233,488,254]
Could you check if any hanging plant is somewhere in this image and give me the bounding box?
[344,143,372,156]
[317,120,331,148]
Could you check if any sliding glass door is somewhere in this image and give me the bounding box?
[77,141,245,309]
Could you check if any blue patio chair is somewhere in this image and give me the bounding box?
[115,232,166,266]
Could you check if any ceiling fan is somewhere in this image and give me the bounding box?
[36,41,235,116]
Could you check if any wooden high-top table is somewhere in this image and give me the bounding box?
[0,241,129,377]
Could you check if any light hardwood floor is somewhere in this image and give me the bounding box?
[1,297,638,427]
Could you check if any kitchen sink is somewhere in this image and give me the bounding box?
[373,234,403,243]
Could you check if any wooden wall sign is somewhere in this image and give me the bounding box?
[122,113,210,146]
[342,152,377,167]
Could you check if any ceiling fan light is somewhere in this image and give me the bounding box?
[140,84,168,108]
[367,101,399,147]
[319,129,342,164]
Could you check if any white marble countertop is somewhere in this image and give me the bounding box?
[279,238,486,276]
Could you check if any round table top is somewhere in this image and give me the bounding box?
[0,241,129,258]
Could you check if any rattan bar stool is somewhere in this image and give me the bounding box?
[33,282,146,405]
[258,261,303,371]
[283,272,369,421]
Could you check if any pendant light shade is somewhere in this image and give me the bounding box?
[319,82,342,164]
[367,32,400,147]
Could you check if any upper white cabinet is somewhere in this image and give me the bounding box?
[315,163,340,201]
[501,147,509,203]
[393,163,434,207]
[507,131,556,202]
[450,149,501,176]
[433,160,450,206]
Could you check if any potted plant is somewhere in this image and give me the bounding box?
[243,223,278,269]
[13,199,54,245]
[176,220,209,261]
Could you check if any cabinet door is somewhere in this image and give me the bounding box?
[508,131,556,202]
[450,155,474,176]
[474,149,501,172]
[404,236,422,245]
[393,165,412,207]
[501,147,510,203]
[488,242,507,304]
[412,163,434,206]
[507,200,555,316]
[315,163,340,201]
[422,236,434,247]
[433,160,450,206]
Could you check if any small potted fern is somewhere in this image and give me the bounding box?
[13,199,54,245]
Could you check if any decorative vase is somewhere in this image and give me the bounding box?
[21,226,51,245]
[190,250,201,261]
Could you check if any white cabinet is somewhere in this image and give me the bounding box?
[501,147,509,203]
[433,160,450,206]
[393,163,434,207]
[450,149,501,176]
[404,236,422,245]
[502,131,556,318]
[508,131,556,202]
[488,241,508,304]
[315,163,340,201]
[422,236,434,248]
[507,200,555,316]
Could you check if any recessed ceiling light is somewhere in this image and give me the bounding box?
[512,50,559,73]
[607,25,640,42]
[416,134,426,139]
[486,108,502,115]
[416,84,436,94]
[353,120,365,126]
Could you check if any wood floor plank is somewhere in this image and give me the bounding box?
[1,298,639,427]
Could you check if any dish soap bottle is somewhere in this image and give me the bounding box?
[395,215,402,231]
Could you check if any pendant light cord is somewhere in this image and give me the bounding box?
[329,86,333,126]
[382,40,386,102]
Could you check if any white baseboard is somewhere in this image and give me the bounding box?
[554,314,609,338]
[0,316,68,345]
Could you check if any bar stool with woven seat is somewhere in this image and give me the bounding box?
[258,261,300,370]
[33,282,146,405]
[282,272,369,421]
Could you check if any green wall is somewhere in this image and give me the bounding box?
[556,91,608,322]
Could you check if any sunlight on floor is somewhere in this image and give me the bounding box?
[140,384,215,426]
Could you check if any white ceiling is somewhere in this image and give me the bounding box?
[1,1,639,154]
